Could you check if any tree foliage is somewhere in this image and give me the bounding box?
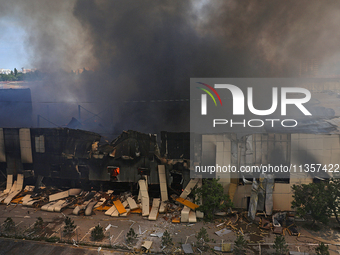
[126,227,137,244]
[234,235,247,255]
[0,69,44,81]
[325,178,340,225]
[63,216,76,235]
[195,227,210,251]
[34,217,44,231]
[161,230,173,247]
[193,178,233,221]
[273,235,289,255]
[91,224,104,241]
[3,217,15,231]
[315,242,330,255]
[291,182,331,226]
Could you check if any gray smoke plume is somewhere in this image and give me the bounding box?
[1,0,340,136]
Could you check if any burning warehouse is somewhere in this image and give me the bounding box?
[0,128,188,189]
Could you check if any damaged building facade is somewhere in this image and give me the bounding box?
[197,132,340,211]
[0,128,178,188]
[0,125,339,213]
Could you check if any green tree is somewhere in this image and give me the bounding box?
[325,178,340,226]
[161,230,173,247]
[273,235,289,255]
[126,227,137,244]
[14,68,17,76]
[63,216,76,235]
[234,235,247,255]
[34,217,44,231]
[3,217,15,231]
[195,227,210,251]
[291,182,331,227]
[193,179,233,221]
[315,242,329,255]
[91,224,104,241]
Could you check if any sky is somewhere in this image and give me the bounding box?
[0,18,28,70]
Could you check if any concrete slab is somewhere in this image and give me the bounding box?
[159,201,167,213]
[148,198,160,221]
[181,206,190,223]
[138,179,150,217]
[215,228,232,237]
[49,190,69,202]
[180,178,199,199]
[158,165,168,201]
[188,210,197,223]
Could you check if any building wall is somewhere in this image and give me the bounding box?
[201,134,238,193]
[201,133,340,211]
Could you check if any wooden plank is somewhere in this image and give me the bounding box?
[131,208,142,214]
[113,200,127,214]
[104,205,117,216]
[172,217,180,223]
[119,201,130,216]
[175,197,199,210]
[111,208,119,217]
[127,197,138,210]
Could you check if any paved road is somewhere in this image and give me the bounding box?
[0,238,124,255]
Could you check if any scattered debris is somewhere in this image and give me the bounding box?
[174,196,199,210]
[182,243,194,254]
[215,228,232,237]
[141,240,153,252]
[150,232,163,238]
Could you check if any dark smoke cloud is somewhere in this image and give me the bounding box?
[1,0,340,136]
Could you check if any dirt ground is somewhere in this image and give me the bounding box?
[0,204,339,254]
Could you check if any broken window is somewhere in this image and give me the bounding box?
[238,134,291,184]
[35,135,45,153]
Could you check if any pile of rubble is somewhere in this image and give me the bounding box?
[0,171,204,225]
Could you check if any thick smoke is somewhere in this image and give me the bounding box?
[1,0,340,136]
